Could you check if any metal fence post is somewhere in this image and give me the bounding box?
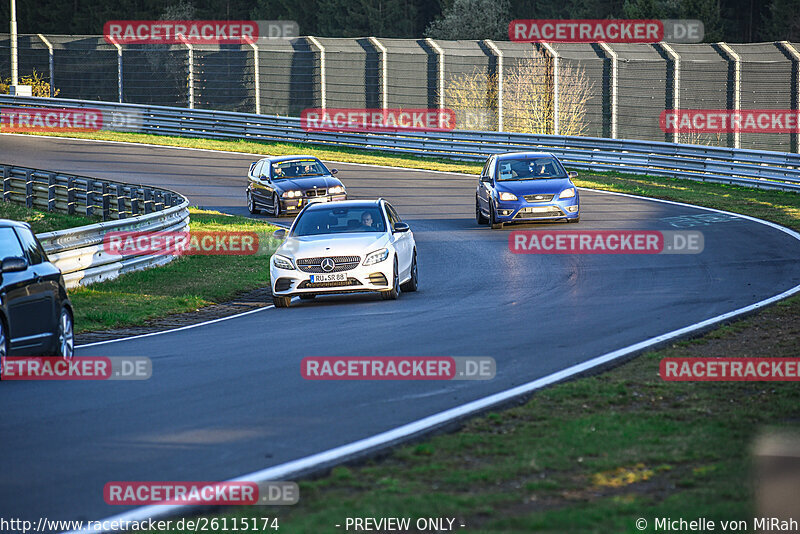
[307,36,327,110]
[245,37,261,114]
[541,42,559,136]
[425,38,445,110]
[659,43,681,144]
[84,181,93,217]
[484,39,503,132]
[37,34,55,97]
[369,37,388,110]
[779,41,800,153]
[116,184,126,219]
[108,37,123,103]
[718,42,741,149]
[102,182,110,220]
[130,187,140,215]
[66,176,75,215]
[598,42,618,139]
[180,36,195,109]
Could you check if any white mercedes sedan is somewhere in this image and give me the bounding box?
[269,199,418,307]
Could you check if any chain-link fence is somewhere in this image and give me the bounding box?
[2,34,799,152]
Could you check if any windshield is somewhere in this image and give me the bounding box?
[292,206,386,236]
[496,157,567,181]
[271,159,329,179]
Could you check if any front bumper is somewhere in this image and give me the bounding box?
[280,194,347,213]
[494,196,579,222]
[271,257,394,296]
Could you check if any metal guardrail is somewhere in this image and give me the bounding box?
[2,94,800,192]
[1,162,189,288]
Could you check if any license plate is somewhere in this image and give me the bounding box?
[308,197,329,204]
[523,206,556,213]
[310,272,346,283]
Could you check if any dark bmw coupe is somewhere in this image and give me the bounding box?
[246,155,347,217]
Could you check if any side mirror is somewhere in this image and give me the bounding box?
[480,175,492,183]
[1,256,28,273]
[272,228,287,240]
[568,171,578,179]
[330,169,338,175]
[261,174,270,182]
[393,222,410,233]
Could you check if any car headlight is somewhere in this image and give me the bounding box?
[363,248,389,266]
[559,188,576,199]
[329,185,345,194]
[498,191,518,201]
[282,190,302,198]
[272,254,295,270]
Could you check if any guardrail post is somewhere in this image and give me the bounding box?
[101,183,111,220]
[307,36,326,110]
[779,41,800,153]
[425,38,445,111]
[116,184,126,219]
[130,188,140,215]
[368,37,388,111]
[659,43,681,144]
[84,181,94,217]
[47,173,56,212]
[484,40,503,132]
[25,170,34,208]
[37,34,55,98]
[154,190,165,211]
[144,188,153,214]
[717,42,741,149]
[2,166,11,202]
[598,42,618,139]
[67,176,75,215]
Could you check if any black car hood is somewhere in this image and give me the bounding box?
[274,175,341,191]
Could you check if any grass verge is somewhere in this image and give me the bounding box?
[0,201,100,233]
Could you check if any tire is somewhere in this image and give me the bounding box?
[271,193,281,217]
[299,294,316,300]
[490,202,503,230]
[400,251,418,292]
[476,197,488,225]
[380,258,400,300]
[247,191,261,214]
[55,307,74,359]
[273,295,291,308]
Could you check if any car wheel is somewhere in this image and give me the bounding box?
[490,202,503,230]
[273,295,291,308]
[381,258,400,300]
[476,197,488,225]
[299,294,316,300]
[56,307,74,359]
[568,216,580,223]
[247,191,261,214]
[271,193,281,217]
[400,251,418,292]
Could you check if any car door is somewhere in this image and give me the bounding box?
[250,160,269,206]
[11,227,58,353]
[385,203,413,279]
[478,156,495,213]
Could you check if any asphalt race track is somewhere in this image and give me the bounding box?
[2,134,800,525]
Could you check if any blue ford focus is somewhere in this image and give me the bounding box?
[476,152,580,229]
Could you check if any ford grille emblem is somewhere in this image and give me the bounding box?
[321,258,336,272]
